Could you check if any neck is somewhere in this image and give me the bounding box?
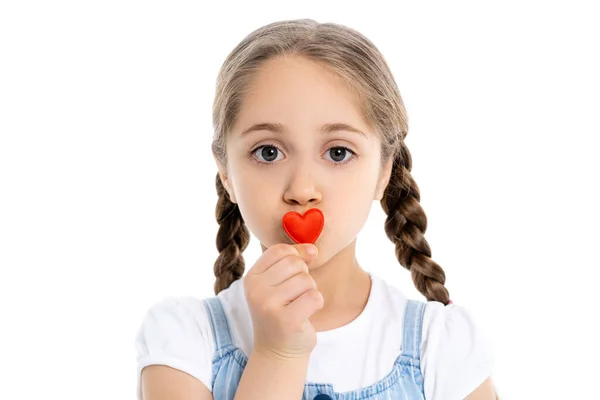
[306,240,372,331]
[310,240,365,300]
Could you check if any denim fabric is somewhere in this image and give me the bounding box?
[204,297,426,400]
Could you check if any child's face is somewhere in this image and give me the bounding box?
[216,55,393,267]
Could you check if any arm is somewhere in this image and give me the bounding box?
[232,243,321,400]
[464,378,497,400]
[140,349,309,400]
[140,365,213,400]
[234,349,310,400]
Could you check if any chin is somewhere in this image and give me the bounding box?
[305,254,322,271]
[307,247,336,270]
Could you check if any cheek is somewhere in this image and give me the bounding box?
[231,169,281,242]
[323,172,377,238]
[329,194,372,232]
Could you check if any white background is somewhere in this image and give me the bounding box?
[1,1,599,399]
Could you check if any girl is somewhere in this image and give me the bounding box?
[135,19,496,400]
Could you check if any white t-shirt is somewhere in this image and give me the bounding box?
[135,272,493,400]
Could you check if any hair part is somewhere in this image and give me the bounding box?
[210,19,450,305]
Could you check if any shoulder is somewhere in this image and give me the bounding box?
[420,301,494,400]
[369,273,409,320]
[134,295,215,393]
[134,295,216,359]
[134,278,248,362]
[141,295,208,320]
[134,279,246,347]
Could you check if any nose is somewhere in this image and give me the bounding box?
[283,166,322,206]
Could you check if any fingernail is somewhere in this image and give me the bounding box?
[306,244,318,256]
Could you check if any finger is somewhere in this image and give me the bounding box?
[273,271,318,306]
[295,243,318,262]
[246,243,299,275]
[249,243,317,275]
[285,289,324,323]
[261,255,309,286]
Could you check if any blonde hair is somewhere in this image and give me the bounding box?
[211,19,450,306]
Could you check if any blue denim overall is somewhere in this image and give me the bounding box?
[203,297,426,400]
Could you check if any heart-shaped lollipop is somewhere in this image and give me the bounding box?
[282,208,324,244]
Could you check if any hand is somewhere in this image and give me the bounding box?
[243,243,323,360]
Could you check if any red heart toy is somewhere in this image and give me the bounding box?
[282,208,324,244]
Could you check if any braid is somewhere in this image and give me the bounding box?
[213,172,250,295]
[381,143,451,305]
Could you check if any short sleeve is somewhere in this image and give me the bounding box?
[420,302,493,400]
[134,296,215,396]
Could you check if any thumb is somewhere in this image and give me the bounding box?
[293,243,318,261]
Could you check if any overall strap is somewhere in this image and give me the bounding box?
[401,299,426,359]
[203,297,234,350]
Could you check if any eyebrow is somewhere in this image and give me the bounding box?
[239,122,368,139]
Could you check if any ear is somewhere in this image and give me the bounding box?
[374,157,394,201]
[214,155,237,204]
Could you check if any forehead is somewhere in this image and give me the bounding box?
[233,55,372,135]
